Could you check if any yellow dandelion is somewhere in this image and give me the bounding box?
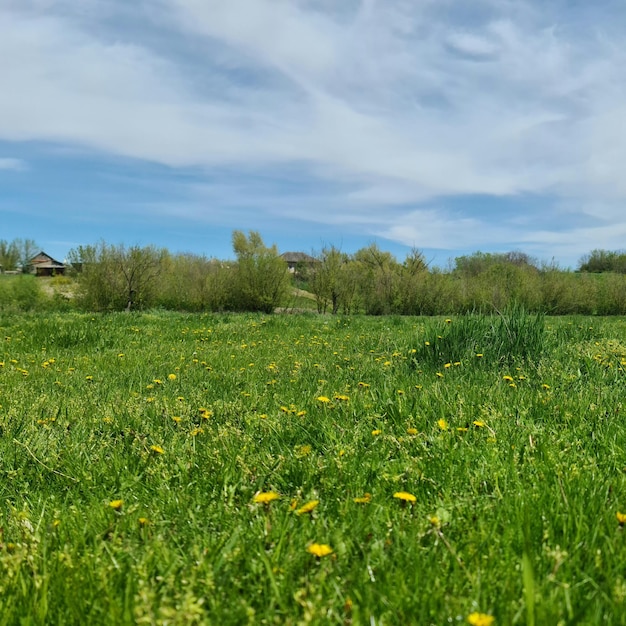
[168,373,177,381]
[358,382,370,388]
[476,353,483,358]
[172,416,182,423]
[296,500,320,515]
[444,362,452,368]
[393,491,417,503]
[407,427,418,435]
[436,372,444,378]
[85,375,93,381]
[307,543,333,557]
[371,429,382,436]
[150,445,165,454]
[473,420,486,428]
[467,612,495,626]
[296,410,306,417]
[542,384,550,390]
[109,499,123,511]
[317,396,331,404]
[253,491,280,504]
[353,493,372,504]
[437,419,448,431]
[502,375,514,382]
[138,517,150,527]
[428,515,441,527]
[334,394,350,401]
[617,511,626,525]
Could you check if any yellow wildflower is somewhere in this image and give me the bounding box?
[150,445,165,454]
[502,375,514,382]
[168,373,177,381]
[393,491,416,503]
[371,429,381,436]
[473,420,486,428]
[317,396,331,404]
[109,500,123,511]
[353,493,372,504]
[307,543,333,558]
[253,491,280,504]
[407,427,418,435]
[467,612,495,626]
[437,419,448,431]
[296,500,320,515]
[617,511,626,525]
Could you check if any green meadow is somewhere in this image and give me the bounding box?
[2,310,626,625]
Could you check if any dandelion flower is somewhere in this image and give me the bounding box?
[393,491,416,503]
[428,515,441,527]
[407,427,418,435]
[109,499,123,511]
[307,543,333,557]
[617,511,626,525]
[371,429,381,436]
[296,500,319,515]
[138,517,150,527]
[317,396,331,404]
[502,375,514,382]
[436,372,444,378]
[473,420,486,428]
[334,394,350,401]
[253,491,280,504]
[437,419,448,431]
[150,445,165,454]
[168,373,177,381]
[467,612,495,626]
[353,493,371,504]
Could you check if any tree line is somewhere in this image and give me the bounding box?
[2,235,626,314]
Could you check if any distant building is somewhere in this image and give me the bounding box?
[28,251,66,276]
[280,252,318,274]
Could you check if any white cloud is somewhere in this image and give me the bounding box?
[0,158,26,171]
[1,0,626,262]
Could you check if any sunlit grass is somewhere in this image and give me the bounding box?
[1,311,626,624]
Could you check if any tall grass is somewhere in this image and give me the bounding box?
[1,312,626,623]
[416,305,546,369]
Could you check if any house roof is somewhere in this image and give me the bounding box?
[29,251,65,267]
[280,252,317,263]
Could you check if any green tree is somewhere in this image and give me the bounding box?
[0,239,20,272]
[310,246,346,314]
[69,242,167,311]
[231,231,290,313]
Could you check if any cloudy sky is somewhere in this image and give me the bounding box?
[2,0,626,267]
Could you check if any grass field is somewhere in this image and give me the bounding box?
[2,310,626,624]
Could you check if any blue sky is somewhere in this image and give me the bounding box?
[2,0,626,268]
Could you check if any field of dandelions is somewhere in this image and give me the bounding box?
[2,310,626,625]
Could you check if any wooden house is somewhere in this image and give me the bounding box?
[280,252,317,274]
[28,251,66,276]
